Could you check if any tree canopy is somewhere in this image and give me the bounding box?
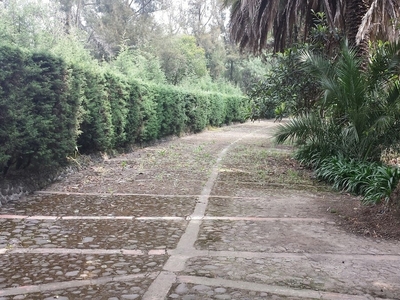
[226,0,400,53]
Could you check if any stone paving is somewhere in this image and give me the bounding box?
[1,120,400,299]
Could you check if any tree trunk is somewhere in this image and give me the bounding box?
[345,0,369,62]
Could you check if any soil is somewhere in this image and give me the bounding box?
[286,159,400,241]
[330,190,400,240]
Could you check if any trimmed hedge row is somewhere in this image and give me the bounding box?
[0,45,79,174]
[0,44,248,174]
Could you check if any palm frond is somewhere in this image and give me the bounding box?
[274,113,318,144]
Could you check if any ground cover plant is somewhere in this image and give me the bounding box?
[315,156,400,204]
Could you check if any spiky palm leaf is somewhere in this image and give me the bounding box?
[275,43,400,163]
[226,0,329,53]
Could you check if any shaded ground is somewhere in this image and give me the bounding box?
[331,196,400,240]
[0,120,399,300]
[243,154,400,241]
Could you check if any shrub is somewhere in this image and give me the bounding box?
[124,81,143,145]
[225,94,248,124]
[153,85,186,137]
[77,71,114,152]
[0,45,79,174]
[249,48,321,120]
[0,44,29,172]
[103,72,130,148]
[208,93,227,126]
[137,88,160,142]
[276,43,400,165]
[315,156,400,204]
[183,92,210,132]
[0,43,250,175]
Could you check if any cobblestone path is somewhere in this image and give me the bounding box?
[1,121,400,300]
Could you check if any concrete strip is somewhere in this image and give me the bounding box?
[163,222,201,271]
[35,191,201,197]
[3,248,162,256]
[145,128,264,298]
[36,190,326,200]
[177,275,393,300]
[0,215,26,219]
[26,216,58,220]
[174,220,202,251]
[191,147,230,218]
[122,249,147,255]
[37,190,327,201]
[6,247,399,261]
[208,250,400,261]
[0,285,41,296]
[0,215,183,221]
[162,130,261,274]
[201,216,327,222]
[166,249,304,259]
[162,255,192,272]
[142,271,176,300]
[148,249,167,255]
[136,216,185,221]
[166,249,400,261]
[61,216,133,220]
[0,273,159,297]
[1,215,327,222]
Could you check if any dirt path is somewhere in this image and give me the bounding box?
[0,120,399,300]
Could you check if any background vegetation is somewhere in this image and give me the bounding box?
[0,0,252,175]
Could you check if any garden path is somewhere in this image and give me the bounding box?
[0,120,399,300]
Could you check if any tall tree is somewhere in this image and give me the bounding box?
[55,0,168,58]
[156,35,208,85]
[0,0,65,49]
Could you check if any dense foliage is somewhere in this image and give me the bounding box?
[0,44,79,174]
[275,43,400,204]
[315,156,400,204]
[248,49,321,119]
[0,44,248,174]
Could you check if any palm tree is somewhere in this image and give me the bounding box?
[225,0,400,54]
[275,43,400,163]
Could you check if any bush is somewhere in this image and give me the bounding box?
[249,48,320,120]
[0,44,29,172]
[0,43,250,175]
[183,92,210,132]
[208,93,227,126]
[0,44,79,174]
[315,156,400,204]
[225,94,248,124]
[104,72,130,148]
[27,52,79,165]
[124,81,143,145]
[77,71,114,152]
[137,87,160,142]
[153,85,186,137]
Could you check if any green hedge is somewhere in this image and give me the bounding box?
[0,44,248,174]
[0,45,79,173]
